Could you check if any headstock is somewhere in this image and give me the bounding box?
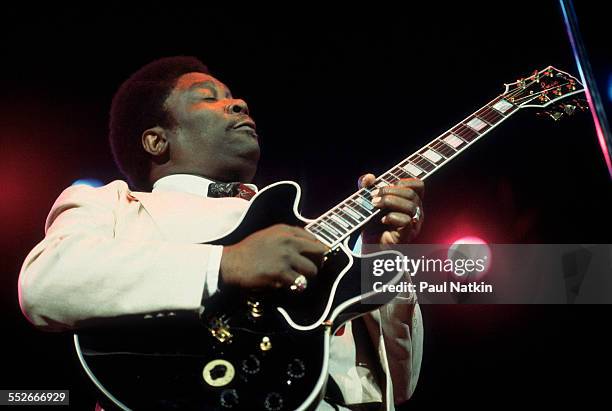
[503,66,587,120]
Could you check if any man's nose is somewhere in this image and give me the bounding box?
[226,99,249,116]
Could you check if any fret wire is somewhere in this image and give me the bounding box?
[412,160,432,173]
[381,175,396,184]
[356,195,374,210]
[351,197,373,214]
[336,209,359,225]
[475,110,492,123]
[311,222,335,238]
[320,220,342,237]
[476,106,503,124]
[425,145,447,159]
[409,161,427,175]
[452,124,478,142]
[315,191,371,232]
[347,199,369,216]
[317,230,336,244]
[309,225,336,243]
[475,113,494,126]
[362,186,376,194]
[486,108,503,122]
[400,161,422,177]
[330,214,351,229]
[458,123,480,136]
[345,202,369,219]
[342,205,364,221]
[393,168,412,179]
[479,113,496,124]
[432,140,456,157]
[407,158,430,173]
[388,171,400,179]
[320,219,341,236]
[450,132,469,143]
[410,154,436,171]
[420,147,444,162]
[324,216,347,233]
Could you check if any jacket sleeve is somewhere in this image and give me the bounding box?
[18,181,219,331]
[382,296,423,404]
[354,234,424,405]
[362,294,423,405]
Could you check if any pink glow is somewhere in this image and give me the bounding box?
[448,236,492,280]
[452,236,487,245]
[583,84,612,179]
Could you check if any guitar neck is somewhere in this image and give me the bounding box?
[304,94,521,248]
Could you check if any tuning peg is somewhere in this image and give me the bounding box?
[537,100,587,121]
[537,110,564,121]
[562,103,576,116]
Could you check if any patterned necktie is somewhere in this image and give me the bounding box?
[207,182,256,201]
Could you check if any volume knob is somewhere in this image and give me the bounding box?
[241,354,261,375]
[287,358,306,379]
[264,392,283,411]
[220,389,239,408]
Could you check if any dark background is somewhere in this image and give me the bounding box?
[1,2,611,409]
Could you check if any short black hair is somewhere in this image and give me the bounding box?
[109,56,209,190]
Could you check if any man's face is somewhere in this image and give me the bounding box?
[162,72,260,182]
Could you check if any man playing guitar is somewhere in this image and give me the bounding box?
[18,56,424,410]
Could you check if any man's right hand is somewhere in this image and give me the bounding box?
[219,224,329,290]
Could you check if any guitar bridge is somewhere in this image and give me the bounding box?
[208,316,233,343]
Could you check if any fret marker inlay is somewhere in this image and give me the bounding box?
[422,149,443,163]
[443,134,465,148]
[403,163,423,176]
[466,117,487,132]
[492,99,513,113]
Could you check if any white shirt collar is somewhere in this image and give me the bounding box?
[152,174,258,198]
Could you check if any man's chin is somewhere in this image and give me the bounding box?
[241,142,261,162]
[236,152,260,182]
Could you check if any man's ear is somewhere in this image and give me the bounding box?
[141,127,169,159]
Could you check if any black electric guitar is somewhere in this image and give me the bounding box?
[74,66,585,410]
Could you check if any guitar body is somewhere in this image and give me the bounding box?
[75,182,404,411]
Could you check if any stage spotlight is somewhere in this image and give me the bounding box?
[71,178,103,188]
[448,236,492,280]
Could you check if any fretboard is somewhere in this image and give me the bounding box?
[305,94,520,247]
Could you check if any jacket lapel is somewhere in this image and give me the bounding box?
[129,190,249,244]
